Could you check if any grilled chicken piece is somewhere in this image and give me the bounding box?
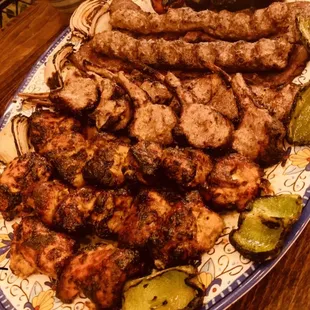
[127,141,163,184]
[208,153,263,210]
[165,72,233,149]
[49,68,100,114]
[29,110,81,153]
[182,74,238,121]
[162,148,213,188]
[83,139,131,188]
[10,217,75,279]
[250,83,300,121]
[0,153,53,220]
[118,189,223,268]
[231,74,286,166]
[57,243,143,309]
[90,188,134,238]
[89,78,132,132]
[92,31,292,72]
[152,191,224,268]
[41,132,91,188]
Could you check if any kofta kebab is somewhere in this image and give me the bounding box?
[1,0,310,309]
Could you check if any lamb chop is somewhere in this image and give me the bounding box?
[56,243,143,309]
[10,216,75,279]
[0,152,53,220]
[92,31,292,72]
[207,153,263,211]
[110,0,310,42]
[231,73,286,167]
[20,68,100,115]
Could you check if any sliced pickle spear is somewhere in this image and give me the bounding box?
[122,266,204,310]
[288,83,310,145]
[230,195,303,262]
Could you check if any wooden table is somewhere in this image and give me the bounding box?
[0,1,309,309]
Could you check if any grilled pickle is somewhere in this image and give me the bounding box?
[288,83,310,145]
[230,195,303,262]
[122,266,204,310]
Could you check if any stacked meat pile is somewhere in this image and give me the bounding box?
[1,0,310,308]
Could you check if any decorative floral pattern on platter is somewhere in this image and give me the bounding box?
[1,1,310,309]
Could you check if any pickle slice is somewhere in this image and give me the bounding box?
[230,195,303,262]
[288,83,310,145]
[122,266,204,310]
[297,16,310,53]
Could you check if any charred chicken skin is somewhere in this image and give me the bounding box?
[10,217,75,279]
[56,243,143,309]
[0,152,53,220]
[208,153,263,210]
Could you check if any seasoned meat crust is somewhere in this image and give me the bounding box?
[92,31,292,72]
[10,217,75,279]
[57,243,143,309]
[208,153,263,210]
[0,152,53,220]
[110,0,305,41]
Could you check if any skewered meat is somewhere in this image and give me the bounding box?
[231,73,286,166]
[10,217,75,279]
[110,0,310,42]
[152,191,224,268]
[162,148,213,187]
[29,109,81,153]
[244,45,309,87]
[0,152,53,220]
[250,83,300,121]
[92,31,292,72]
[90,188,134,238]
[118,189,223,268]
[57,243,143,309]
[89,78,132,131]
[41,132,91,188]
[165,72,233,148]
[208,153,263,210]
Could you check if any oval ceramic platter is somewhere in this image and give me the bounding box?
[1,0,310,309]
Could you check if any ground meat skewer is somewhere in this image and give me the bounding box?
[92,31,292,72]
[110,0,310,42]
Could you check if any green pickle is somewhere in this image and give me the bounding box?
[288,83,310,145]
[122,266,204,310]
[230,195,303,262]
[297,16,310,53]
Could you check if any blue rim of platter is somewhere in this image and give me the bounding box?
[0,27,309,310]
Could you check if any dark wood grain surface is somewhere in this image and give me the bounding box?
[0,1,309,310]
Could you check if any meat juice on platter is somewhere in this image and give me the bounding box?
[1,0,310,309]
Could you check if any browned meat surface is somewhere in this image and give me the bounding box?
[118,189,223,268]
[110,0,310,42]
[31,180,69,227]
[49,68,100,114]
[165,72,234,149]
[42,132,91,188]
[250,83,300,121]
[162,148,213,188]
[231,74,286,166]
[208,153,263,210]
[92,31,292,72]
[56,243,142,309]
[140,80,173,105]
[0,153,53,220]
[244,45,309,87]
[83,140,131,188]
[90,78,132,131]
[90,188,134,238]
[10,217,75,279]
[152,191,224,268]
[29,110,81,153]
[182,74,239,121]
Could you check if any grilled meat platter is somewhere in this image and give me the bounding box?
[1,0,310,309]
